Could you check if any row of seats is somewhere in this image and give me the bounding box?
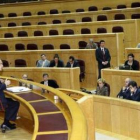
[0,0,37,3]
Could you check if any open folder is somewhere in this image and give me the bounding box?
[7,86,31,93]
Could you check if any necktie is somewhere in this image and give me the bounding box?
[102,49,105,60]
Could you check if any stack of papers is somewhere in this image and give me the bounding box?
[7,86,31,93]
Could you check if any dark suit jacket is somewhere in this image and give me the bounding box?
[0,82,7,106]
[49,60,64,67]
[66,60,79,67]
[129,88,140,101]
[95,47,111,68]
[124,60,139,70]
[117,88,131,99]
[40,79,59,88]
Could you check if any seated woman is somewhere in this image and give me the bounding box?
[124,53,139,70]
[96,78,109,96]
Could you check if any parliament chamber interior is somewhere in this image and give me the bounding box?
[0,0,140,140]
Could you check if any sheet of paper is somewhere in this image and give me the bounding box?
[7,86,31,93]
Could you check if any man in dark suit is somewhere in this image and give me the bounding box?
[95,40,111,79]
[0,59,19,130]
[66,56,79,68]
[40,73,59,93]
[128,81,140,101]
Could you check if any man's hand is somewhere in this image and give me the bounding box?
[105,61,108,65]
[5,80,11,86]
[102,62,106,65]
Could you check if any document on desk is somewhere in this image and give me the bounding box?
[7,86,31,93]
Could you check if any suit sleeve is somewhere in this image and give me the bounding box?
[0,83,6,91]
[134,60,139,70]
[52,81,59,88]
[66,62,69,67]
[95,49,102,64]
[106,49,111,62]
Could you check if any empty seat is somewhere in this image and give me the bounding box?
[27,44,38,50]
[88,6,98,11]
[114,14,125,20]
[34,31,43,36]
[102,7,112,10]
[0,14,4,18]
[8,13,17,17]
[131,2,140,8]
[117,5,127,9]
[43,44,54,50]
[60,44,70,49]
[22,22,31,26]
[52,20,61,24]
[49,30,58,36]
[66,19,76,23]
[81,28,91,34]
[97,15,107,21]
[76,8,84,12]
[50,9,58,14]
[15,59,27,67]
[131,14,140,19]
[63,29,74,35]
[8,22,16,27]
[18,31,28,37]
[79,41,87,49]
[23,12,32,16]
[97,28,107,33]
[82,17,92,22]
[15,43,25,50]
[62,10,71,13]
[4,33,13,38]
[0,44,8,51]
[37,11,46,15]
[2,60,9,67]
[38,22,47,25]
[112,26,124,33]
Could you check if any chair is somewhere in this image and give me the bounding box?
[63,29,74,35]
[38,22,47,25]
[49,30,58,36]
[88,6,98,11]
[114,14,125,20]
[4,33,13,38]
[81,28,91,34]
[50,9,58,14]
[37,11,46,15]
[112,26,124,33]
[2,60,9,67]
[18,31,28,37]
[82,17,92,22]
[34,31,43,36]
[102,7,112,10]
[8,22,16,27]
[60,44,70,49]
[0,44,8,51]
[117,5,126,9]
[131,14,140,19]
[27,44,38,50]
[8,13,17,17]
[131,2,140,8]
[15,43,25,50]
[15,59,27,67]
[62,10,70,13]
[97,28,107,33]
[52,20,61,24]
[66,19,76,23]
[97,15,107,21]
[76,59,85,82]
[22,22,31,26]
[76,8,84,12]
[23,12,32,16]
[0,14,4,18]
[43,44,54,50]
[79,41,87,49]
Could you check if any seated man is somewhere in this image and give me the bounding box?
[0,59,20,130]
[19,74,33,89]
[36,54,50,67]
[117,78,131,99]
[66,56,79,68]
[85,38,98,49]
[40,73,59,93]
[128,81,140,101]
[49,54,64,67]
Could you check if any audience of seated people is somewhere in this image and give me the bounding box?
[66,56,79,68]
[36,54,50,67]
[96,78,109,96]
[85,38,98,49]
[49,54,64,67]
[124,53,139,70]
